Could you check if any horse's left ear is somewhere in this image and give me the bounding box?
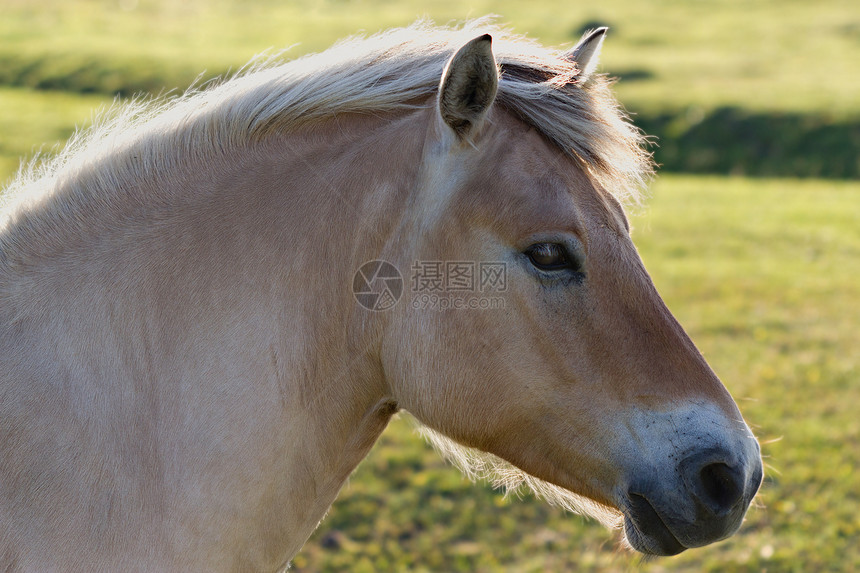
[438,34,499,139]
[565,27,608,83]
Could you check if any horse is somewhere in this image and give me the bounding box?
[0,20,762,571]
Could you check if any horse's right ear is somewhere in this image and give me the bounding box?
[438,34,499,140]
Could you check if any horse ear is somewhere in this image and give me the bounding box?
[565,27,608,83]
[438,34,499,139]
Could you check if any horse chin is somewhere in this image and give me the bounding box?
[622,495,687,556]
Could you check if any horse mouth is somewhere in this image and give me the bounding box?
[623,494,687,556]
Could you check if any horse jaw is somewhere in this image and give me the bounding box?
[415,420,623,530]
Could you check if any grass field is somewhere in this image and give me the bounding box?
[1,1,858,571]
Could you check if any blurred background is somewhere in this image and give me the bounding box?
[1,0,857,571]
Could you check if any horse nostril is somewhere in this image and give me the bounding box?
[698,462,744,514]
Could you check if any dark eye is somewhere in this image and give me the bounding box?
[525,243,573,271]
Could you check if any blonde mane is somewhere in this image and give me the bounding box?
[2,20,650,227]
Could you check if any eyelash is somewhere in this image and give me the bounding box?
[524,243,581,273]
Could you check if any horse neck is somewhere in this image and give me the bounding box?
[0,105,432,566]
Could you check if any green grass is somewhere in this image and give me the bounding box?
[0,87,111,181]
[293,176,860,572]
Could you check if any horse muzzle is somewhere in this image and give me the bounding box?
[620,444,764,555]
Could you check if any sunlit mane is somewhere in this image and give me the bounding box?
[2,19,650,224]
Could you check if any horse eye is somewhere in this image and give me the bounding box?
[525,243,571,271]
